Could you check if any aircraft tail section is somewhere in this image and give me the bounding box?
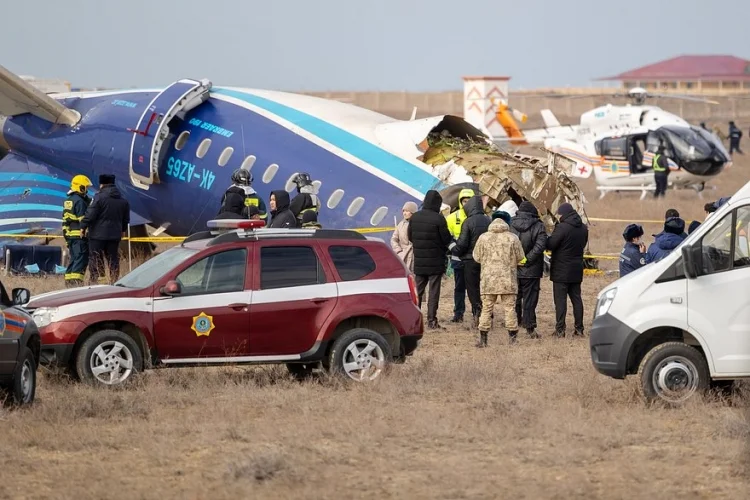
[0,63,80,126]
[540,109,561,127]
[491,98,529,146]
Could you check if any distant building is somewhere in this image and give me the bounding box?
[596,55,750,92]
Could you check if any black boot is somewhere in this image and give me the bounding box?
[526,328,540,339]
[476,331,488,348]
[450,315,463,323]
[508,330,518,344]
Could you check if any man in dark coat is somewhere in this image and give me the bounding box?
[268,190,297,228]
[80,174,130,285]
[646,217,686,263]
[451,195,491,327]
[546,202,588,338]
[408,190,453,329]
[509,201,548,339]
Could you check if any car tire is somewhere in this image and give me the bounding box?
[4,346,37,406]
[637,341,710,406]
[328,328,392,382]
[75,329,142,386]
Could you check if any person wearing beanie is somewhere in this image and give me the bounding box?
[80,173,130,285]
[472,217,526,347]
[647,216,686,263]
[509,200,548,339]
[546,202,588,338]
[492,210,512,225]
[408,190,453,329]
[444,188,476,323]
[619,223,649,277]
[688,220,701,234]
[451,195,491,328]
[391,201,418,272]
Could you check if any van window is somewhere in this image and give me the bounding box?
[733,206,750,268]
[701,212,733,274]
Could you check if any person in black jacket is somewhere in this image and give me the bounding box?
[289,173,321,227]
[509,201,548,339]
[546,202,588,338]
[268,190,297,228]
[451,195,490,328]
[218,169,267,220]
[407,190,453,329]
[80,174,130,285]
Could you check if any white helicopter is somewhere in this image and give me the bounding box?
[490,87,733,199]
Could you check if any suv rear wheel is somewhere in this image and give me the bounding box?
[75,329,142,386]
[328,328,392,382]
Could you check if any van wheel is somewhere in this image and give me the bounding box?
[637,342,709,405]
[328,328,392,382]
[75,330,142,386]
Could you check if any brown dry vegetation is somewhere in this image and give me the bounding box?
[1,158,750,499]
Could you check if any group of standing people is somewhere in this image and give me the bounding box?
[217,169,321,229]
[391,189,589,347]
[62,174,131,287]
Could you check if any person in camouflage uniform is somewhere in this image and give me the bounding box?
[472,217,526,347]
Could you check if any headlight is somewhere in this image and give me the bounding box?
[595,288,617,318]
[31,307,58,328]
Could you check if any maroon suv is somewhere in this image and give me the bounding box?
[24,221,423,386]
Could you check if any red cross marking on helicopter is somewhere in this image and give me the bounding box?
[578,165,588,175]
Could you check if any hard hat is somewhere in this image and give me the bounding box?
[293,172,313,188]
[71,174,93,193]
[231,169,252,186]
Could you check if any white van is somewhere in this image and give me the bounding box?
[590,180,750,405]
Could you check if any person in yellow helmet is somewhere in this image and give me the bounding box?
[444,188,475,323]
[62,175,93,287]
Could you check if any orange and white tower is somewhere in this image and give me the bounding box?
[462,76,511,139]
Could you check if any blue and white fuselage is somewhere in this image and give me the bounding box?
[0,74,486,245]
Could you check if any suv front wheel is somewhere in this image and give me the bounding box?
[75,329,142,386]
[328,329,392,382]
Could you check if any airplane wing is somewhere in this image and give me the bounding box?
[0,63,80,126]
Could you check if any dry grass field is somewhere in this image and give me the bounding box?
[1,157,750,499]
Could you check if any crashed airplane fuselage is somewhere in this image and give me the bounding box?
[0,65,586,249]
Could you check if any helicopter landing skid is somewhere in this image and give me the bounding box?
[597,185,655,200]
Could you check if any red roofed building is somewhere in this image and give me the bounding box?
[597,55,750,92]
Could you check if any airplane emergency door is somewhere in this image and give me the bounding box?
[128,78,212,189]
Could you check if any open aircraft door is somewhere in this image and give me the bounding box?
[129,78,212,190]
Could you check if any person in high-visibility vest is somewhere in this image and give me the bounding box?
[62,175,93,287]
[652,146,670,198]
[444,188,475,323]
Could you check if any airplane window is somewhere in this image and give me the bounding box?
[196,138,212,159]
[241,155,256,170]
[262,163,279,183]
[327,189,345,209]
[347,197,365,217]
[284,173,300,192]
[312,180,322,194]
[370,206,388,226]
[218,147,234,167]
[175,131,190,151]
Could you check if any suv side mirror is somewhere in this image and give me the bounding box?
[11,288,30,306]
[682,244,701,279]
[160,280,181,296]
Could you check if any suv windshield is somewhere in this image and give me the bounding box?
[115,246,199,289]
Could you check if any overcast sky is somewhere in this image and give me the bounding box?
[2,0,748,92]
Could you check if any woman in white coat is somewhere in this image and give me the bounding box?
[391,201,418,272]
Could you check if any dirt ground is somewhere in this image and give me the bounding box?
[1,158,750,499]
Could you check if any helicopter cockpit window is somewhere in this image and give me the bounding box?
[660,126,714,161]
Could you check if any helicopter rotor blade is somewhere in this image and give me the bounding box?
[645,93,720,105]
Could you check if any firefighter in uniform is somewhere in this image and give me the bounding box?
[62,175,93,287]
[652,146,670,198]
[289,172,320,227]
[218,169,267,219]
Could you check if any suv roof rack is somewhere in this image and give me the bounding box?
[206,227,366,246]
